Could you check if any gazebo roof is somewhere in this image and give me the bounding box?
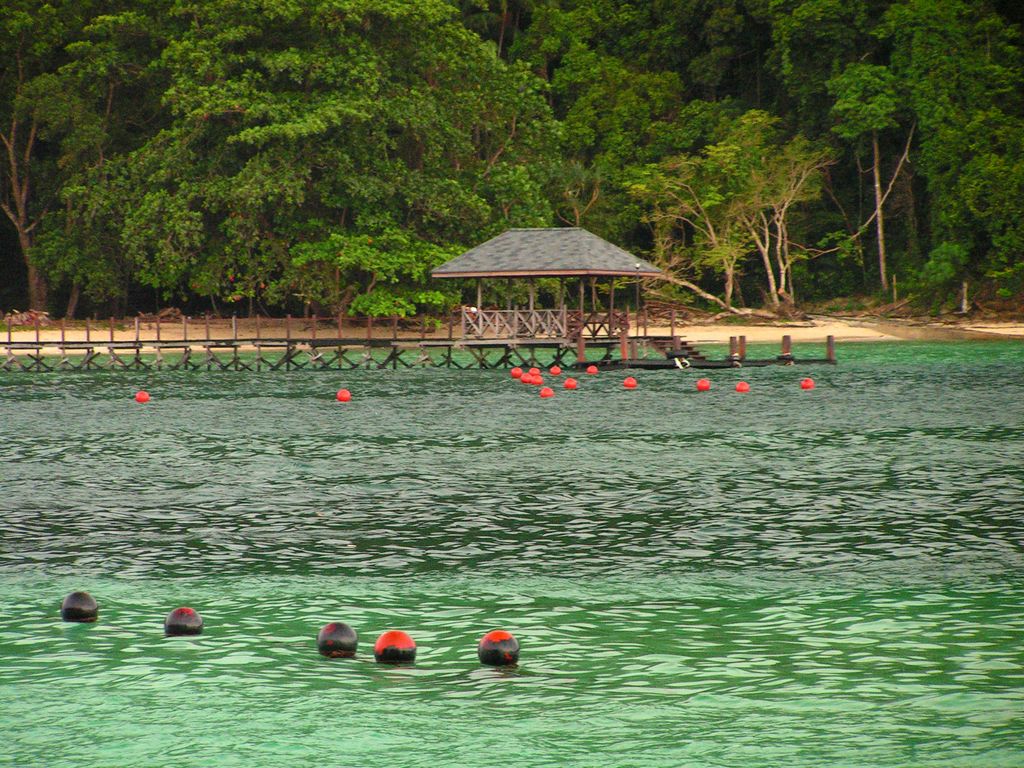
[431,227,663,279]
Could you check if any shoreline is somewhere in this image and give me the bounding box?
[3,315,1021,348]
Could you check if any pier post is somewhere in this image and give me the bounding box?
[155,316,160,342]
[311,314,317,342]
[109,317,115,344]
[738,335,747,361]
[285,315,292,371]
[135,317,141,344]
[392,315,398,340]
[35,314,40,345]
[6,315,11,348]
[672,335,682,352]
[779,334,793,364]
[254,313,262,371]
[729,336,737,358]
[577,332,586,363]
[61,318,65,346]
[183,315,188,343]
[619,329,629,361]
[826,335,836,363]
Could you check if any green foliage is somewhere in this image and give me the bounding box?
[914,242,968,306]
[2,0,1023,316]
[828,63,899,140]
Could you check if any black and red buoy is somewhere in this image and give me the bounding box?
[61,591,98,623]
[164,607,203,636]
[317,622,358,658]
[373,630,416,663]
[478,629,519,666]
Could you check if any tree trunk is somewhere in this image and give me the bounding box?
[750,214,780,307]
[65,283,81,319]
[873,130,888,291]
[19,228,48,311]
[724,264,734,309]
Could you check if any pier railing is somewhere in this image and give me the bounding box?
[461,308,629,340]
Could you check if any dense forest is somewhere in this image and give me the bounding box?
[2,0,1023,319]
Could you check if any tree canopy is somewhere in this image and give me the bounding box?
[2,0,1022,316]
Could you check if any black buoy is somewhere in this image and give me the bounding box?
[317,622,358,658]
[478,629,520,666]
[164,606,203,636]
[61,591,98,623]
[373,630,416,664]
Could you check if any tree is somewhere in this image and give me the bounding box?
[633,110,833,311]
[828,62,906,291]
[0,2,94,310]
[882,0,1024,301]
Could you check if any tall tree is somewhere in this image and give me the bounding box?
[828,62,906,291]
[0,2,90,310]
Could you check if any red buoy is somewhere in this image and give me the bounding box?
[520,373,533,385]
[164,606,203,636]
[532,375,544,386]
[564,377,578,390]
[374,630,416,664]
[317,622,358,658]
[586,365,598,375]
[134,390,150,404]
[336,389,352,402]
[510,367,523,379]
[549,365,562,376]
[623,376,638,390]
[801,377,815,390]
[696,378,711,392]
[528,367,540,376]
[478,629,520,666]
[736,381,750,393]
[539,386,554,398]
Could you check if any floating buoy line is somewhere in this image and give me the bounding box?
[58,591,520,667]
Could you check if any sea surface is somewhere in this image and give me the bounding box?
[1,340,1022,768]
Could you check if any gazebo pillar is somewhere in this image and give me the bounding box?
[476,278,482,309]
[528,279,536,311]
[609,280,616,326]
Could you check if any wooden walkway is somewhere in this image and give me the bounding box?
[1,337,626,372]
[1,314,836,372]
[1,334,835,372]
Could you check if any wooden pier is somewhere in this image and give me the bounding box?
[1,314,836,372]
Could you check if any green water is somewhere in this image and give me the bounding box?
[1,341,1022,767]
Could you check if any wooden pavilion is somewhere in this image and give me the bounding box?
[431,227,664,342]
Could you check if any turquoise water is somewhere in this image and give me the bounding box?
[1,341,1022,767]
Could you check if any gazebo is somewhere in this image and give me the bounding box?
[431,227,663,341]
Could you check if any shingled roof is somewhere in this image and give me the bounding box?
[431,228,663,279]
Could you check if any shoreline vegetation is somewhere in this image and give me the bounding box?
[3,2,1024,325]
